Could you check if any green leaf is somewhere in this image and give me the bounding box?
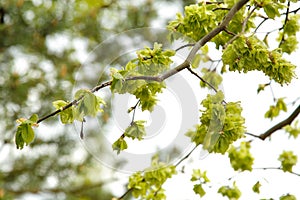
[15,123,35,149]
[52,100,68,110]
[110,68,124,80]
[53,100,74,124]
[257,83,268,94]
[15,126,25,149]
[284,120,300,139]
[124,120,146,140]
[252,181,261,194]
[199,68,223,89]
[193,184,206,197]
[186,92,245,154]
[15,114,39,149]
[127,155,177,199]
[280,194,297,200]
[218,181,241,199]
[228,142,254,171]
[278,151,297,172]
[263,3,281,19]
[222,36,296,85]
[29,114,38,123]
[21,124,35,144]
[73,89,105,121]
[112,137,128,154]
[265,98,287,120]
[191,169,210,183]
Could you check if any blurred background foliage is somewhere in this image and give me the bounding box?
[0,0,196,199]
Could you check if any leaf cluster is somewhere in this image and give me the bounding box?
[222,36,296,85]
[278,150,298,172]
[186,91,245,154]
[264,98,287,120]
[278,14,300,54]
[128,155,177,200]
[15,89,105,149]
[228,142,254,171]
[218,181,241,200]
[15,114,38,149]
[110,43,175,111]
[53,89,105,123]
[284,120,300,138]
[112,120,146,154]
[190,169,210,197]
[199,68,223,89]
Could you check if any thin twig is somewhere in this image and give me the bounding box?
[130,100,140,124]
[175,43,195,51]
[253,167,300,177]
[186,67,218,94]
[244,132,261,138]
[37,81,112,124]
[175,145,198,167]
[224,5,257,49]
[279,1,291,47]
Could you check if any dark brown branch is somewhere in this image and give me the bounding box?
[258,104,300,140]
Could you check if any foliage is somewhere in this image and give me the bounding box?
[228,141,254,171]
[15,114,38,149]
[252,181,261,194]
[278,151,298,172]
[190,169,210,197]
[186,91,245,154]
[280,194,297,200]
[110,43,175,111]
[218,181,241,200]
[284,120,300,138]
[265,98,287,120]
[112,120,146,154]
[222,36,296,85]
[128,155,177,200]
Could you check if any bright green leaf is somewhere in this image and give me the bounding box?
[193,184,206,197]
[112,137,128,154]
[252,181,261,194]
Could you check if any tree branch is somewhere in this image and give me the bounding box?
[187,0,249,62]
[259,104,300,140]
[37,80,112,123]
[36,0,249,125]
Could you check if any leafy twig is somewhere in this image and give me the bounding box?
[224,5,257,48]
[259,104,300,140]
[246,104,300,140]
[37,80,112,124]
